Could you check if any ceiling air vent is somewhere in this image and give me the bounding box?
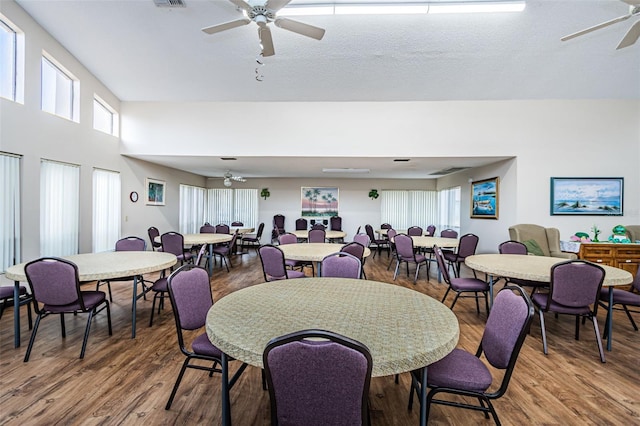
[153,0,186,7]
[429,167,469,176]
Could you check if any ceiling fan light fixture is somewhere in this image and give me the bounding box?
[223,177,232,187]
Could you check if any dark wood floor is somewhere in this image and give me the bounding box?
[1,248,639,425]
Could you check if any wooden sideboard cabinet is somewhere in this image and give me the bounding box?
[579,243,640,283]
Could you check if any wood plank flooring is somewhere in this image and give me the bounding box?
[1,248,639,425]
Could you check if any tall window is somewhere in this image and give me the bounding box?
[205,189,258,228]
[381,190,438,230]
[179,184,206,234]
[93,95,119,136]
[0,15,24,103]
[40,160,79,256]
[41,54,78,121]
[1,153,21,271]
[93,169,121,253]
[438,186,461,233]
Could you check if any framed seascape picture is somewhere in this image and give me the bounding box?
[301,187,339,217]
[550,177,623,216]
[470,177,499,219]
[146,178,166,206]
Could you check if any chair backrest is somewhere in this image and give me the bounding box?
[380,223,392,230]
[433,246,452,285]
[148,226,161,249]
[426,225,436,236]
[632,271,640,292]
[273,214,285,230]
[263,329,372,426]
[161,232,185,257]
[499,240,527,255]
[353,233,370,247]
[394,234,416,261]
[25,257,84,310]
[311,223,326,230]
[259,244,289,281]
[354,226,361,235]
[440,229,458,238]
[387,229,397,249]
[548,260,605,309]
[330,216,342,231]
[278,233,298,245]
[457,233,479,258]
[479,285,535,396]
[407,226,423,236]
[167,265,213,339]
[320,252,362,279]
[340,242,365,261]
[195,243,208,266]
[308,229,326,243]
[508,224,559,257]
[216,224,230,234]
[231,221,243,226]
[115,236,146,251]
[364,224,376,242]
[255,222,265,238]
[295,218,308,230]
[200,224,216,233]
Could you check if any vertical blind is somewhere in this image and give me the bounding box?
[204,188,258,228]
[438,186,461,233]
[233,189,258,228]
[179,184,205,234]
[92,168,121,253]
[40,159,79,257]
[1,153,20,271]
[381,190,438,230]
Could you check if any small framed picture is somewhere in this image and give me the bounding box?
[470,177,499,219]
[146,178,166,206]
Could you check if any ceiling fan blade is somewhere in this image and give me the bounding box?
[229,0,253,13]
[259,25,276,57]
[202,18,251,35]
[617,19,640,49]
[561,14,632,41]
[266,0,293,12]
[274,18,325,40]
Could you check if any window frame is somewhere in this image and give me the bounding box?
[93,94,119,136]
[0,14,25,103]
[40,52,79,122]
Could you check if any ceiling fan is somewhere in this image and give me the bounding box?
[222,171,246,187]
[561,0,640,50]
[201,0,325,57]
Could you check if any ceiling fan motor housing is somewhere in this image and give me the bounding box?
[249,6,274,22]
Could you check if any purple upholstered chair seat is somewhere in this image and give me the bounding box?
[532,293,592,315]
[0,286,28,298]
[268,269,306,281]
[177,252,192,262]
[600,287,640,305]
[401,253,427,263]
[424,348,492,392]
[44,291,106,313]
[191,333,224,358]
[450,277,489,292]
[151,277,168,292]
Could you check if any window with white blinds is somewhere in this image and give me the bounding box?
[1,153,21,271]
[40,159,79,256]
[92,169,121,253]
[381,190,438,230]
[438,186,461,233]
[180,184,206,234]
[205,188,258,228]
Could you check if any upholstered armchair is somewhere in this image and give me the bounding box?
[508,224,577,260]
[626,225,640,243]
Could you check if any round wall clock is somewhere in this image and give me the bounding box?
[129,191,139,202]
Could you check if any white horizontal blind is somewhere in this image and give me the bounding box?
[1,153,20,271]
[180,184,205,234]
[233,189,258,228]
[40,159,79,256]
[381,190,438,231]
[92,169,121,253]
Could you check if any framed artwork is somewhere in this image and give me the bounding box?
[301,187,339,217]
[550,177,623,216]
[146,178,166,206]
[470,177,499,219]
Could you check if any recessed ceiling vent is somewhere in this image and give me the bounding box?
[153,0,186,8]
[429,167,470,176]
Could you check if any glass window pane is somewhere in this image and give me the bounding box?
[41,56,75,120]
[93,98,113,134]
[0,19,16,101]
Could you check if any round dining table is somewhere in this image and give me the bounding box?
[290,229,347,241]
[206,277,459,426]
[156,233,232,276]
[278,242,371,275]
[5,251,177,345]
[465,253,633,351]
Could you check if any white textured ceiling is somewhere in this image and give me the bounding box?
[11,0,640,178]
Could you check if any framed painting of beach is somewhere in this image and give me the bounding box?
[301,187,339,217]
[550,177,623,216]
[470,177,499,219]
